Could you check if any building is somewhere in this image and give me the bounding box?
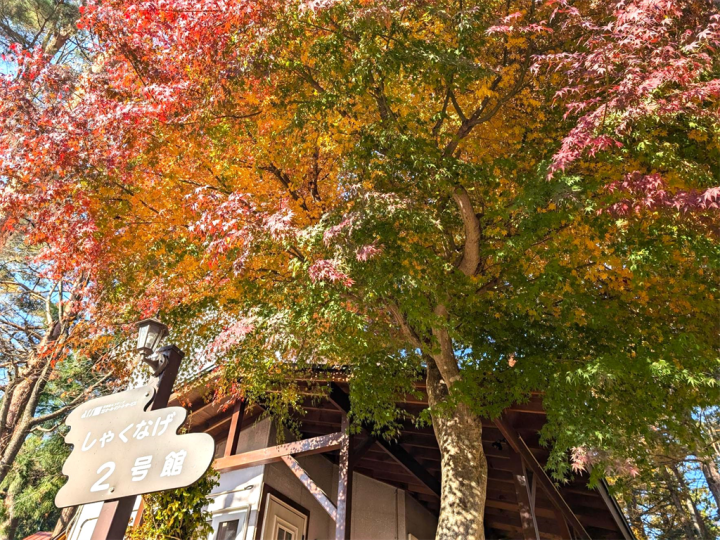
[66,379,635,540]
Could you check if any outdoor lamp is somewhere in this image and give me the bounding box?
[136,318,169,356]
[135,318,171,376]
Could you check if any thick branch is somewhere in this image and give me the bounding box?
[431,304,462,388]
[452,185,481,276]
[442,49,533,157]
[387,302,424,350]
[259,164,309,211]
[29,373,111,428]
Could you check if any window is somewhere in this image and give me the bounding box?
[276,525,294,540]
[216,520,239,540]
[214,438,227,459]
[210,507,248,540]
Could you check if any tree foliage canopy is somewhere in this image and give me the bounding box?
[1,0,719,485]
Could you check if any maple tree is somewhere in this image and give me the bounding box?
[0,0,118,507]
[1,0,719,538]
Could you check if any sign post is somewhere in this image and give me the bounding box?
[55,344,214,540]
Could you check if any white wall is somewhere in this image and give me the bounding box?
[205,418,274,540]
[349,473,406,540]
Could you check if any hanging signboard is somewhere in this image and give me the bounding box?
[55,385,215,508]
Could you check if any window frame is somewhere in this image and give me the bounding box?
[209,503,251,540]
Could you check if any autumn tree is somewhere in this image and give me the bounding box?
[0,0,84,59]
[0,355,102,540]
[1,0,719,539]
[615,453,719,540]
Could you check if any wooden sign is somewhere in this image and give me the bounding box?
[55,385,214,508]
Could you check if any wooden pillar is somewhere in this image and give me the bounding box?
[90,345,184,540]
[344,434,356,540]
[494,416,590,539]
[90,498,137,540]
[512,458,540,540]
[131,499,145,528]
[224,399,246,458]
[335,415,352,540]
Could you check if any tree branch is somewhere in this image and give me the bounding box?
[387,302,424,350]
[431,304,462,388]
[452,185,481,276]
[28,373,111,428]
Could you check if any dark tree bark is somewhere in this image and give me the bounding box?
[52,506,77,537]
[627,488,648,540]
[3,489,19,540]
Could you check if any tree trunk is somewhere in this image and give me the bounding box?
[627,489,647,540]
[0,355,53,485]
[2,489,19,540]
[670,464,710,540]
[4,516,19,540]
[700,457,720,517]
[662,466,697,538]
[53,506,77,537]
[427,360,487,540]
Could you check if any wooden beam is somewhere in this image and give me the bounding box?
[596,478,636,540]
[349,435,376,470]
[281,455,338,522]
[512,458,540,540]
[328,382,352,414]
[336,415,351,540]
[327,383,441,499]
[488,520,564,540]
[494,416,590,540]
[375,438,441,498]
[213,432,345,472]
[224,399,246,458]
[555,510,573,540]
[131,498,144,529]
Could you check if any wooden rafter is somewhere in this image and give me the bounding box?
[494,416,591,540]
[328,383,441,499]
[374,438,441,498]
[179,375,630,539]
[512,457,540,540]
[336,415,351,540]
[349,435,376,470]
[213,410,353,540]
[224,399,246,458]
[556,509,573,540]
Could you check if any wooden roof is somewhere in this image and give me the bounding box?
[176,379,634,540]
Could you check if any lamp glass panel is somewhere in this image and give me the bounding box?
[136,324,151,352]
[145,324,162,350]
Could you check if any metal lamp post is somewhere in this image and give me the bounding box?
[90,318,185,540]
